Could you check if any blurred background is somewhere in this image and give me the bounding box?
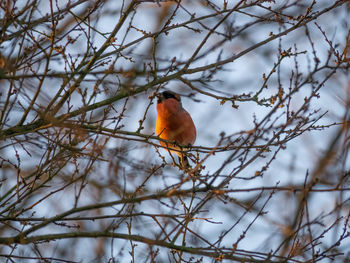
[0,0,349,262]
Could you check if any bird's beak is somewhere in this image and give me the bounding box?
[156,93,162,103]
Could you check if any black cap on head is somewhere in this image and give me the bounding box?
[157,91,180,103]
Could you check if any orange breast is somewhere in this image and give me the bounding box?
[156,101,196,155]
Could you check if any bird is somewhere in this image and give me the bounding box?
[155,91,196,168]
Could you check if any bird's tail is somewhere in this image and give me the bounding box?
[179,155,190,169]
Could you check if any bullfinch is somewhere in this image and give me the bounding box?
[155,91,196,168]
